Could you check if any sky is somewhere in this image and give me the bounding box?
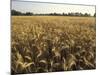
[12,0,96,16]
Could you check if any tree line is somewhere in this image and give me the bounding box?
[11,9,96,17]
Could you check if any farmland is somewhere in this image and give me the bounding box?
[11,16,96,74]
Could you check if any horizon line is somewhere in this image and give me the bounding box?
[11,9,95,16]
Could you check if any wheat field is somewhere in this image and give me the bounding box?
[11,16,96,74]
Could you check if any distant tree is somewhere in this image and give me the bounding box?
[62,12,65,16]
[11,10,22,15]
[53,12,58,16]
[11,9,92,17]
[79,13,84,16]
[25,12,33,16]
[84,13,91,17]
[94,13,96,17]
[67,12,71,16]
[67,12,91,17]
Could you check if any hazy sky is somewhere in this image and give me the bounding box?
[12,1,95,16]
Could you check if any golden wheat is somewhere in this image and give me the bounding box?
[11,16,96,74]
